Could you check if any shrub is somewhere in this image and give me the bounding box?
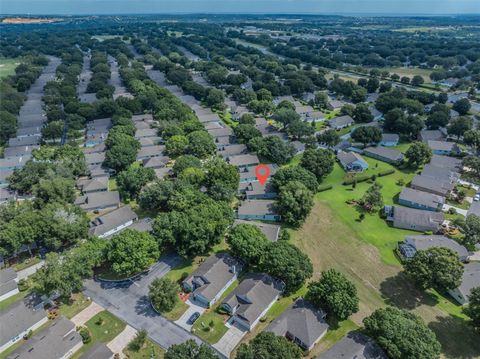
[17,279,29,291]
[343,175,370,185]
[318,184,333,192]
[448,208,457,215]
[128,330,147,352]
[378,169,395,177]
[79,327,91,344]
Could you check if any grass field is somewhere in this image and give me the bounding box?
[58,293,92,319]
[0,58,20,79]
[384,66,433,83]
[290,157,480,358]
[91,35,129,43]
[123,338,165,359]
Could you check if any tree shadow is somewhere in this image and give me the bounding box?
[379,272,438,310]
[428,314,480,359]
[135,295,157,318]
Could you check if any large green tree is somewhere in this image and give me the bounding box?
[236,332,302,359]
[405,141,433,168]
[405,247,463,291]
[363,307,441,359]
[228,224,269,266]
[165,340,217,359]
[275,181,314,227]
[272,166,318,193]
[464,286,480,330]
[307,269,359,320]
[149,278,178,312]
[187,130,216,158]
[116,165,156,200]
[300,148,334,181]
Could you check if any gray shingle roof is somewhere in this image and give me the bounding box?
[80,342,114,359]
[411,175,454,196]
[0,301,47,347]
[237,200,278,216]
[404,235,469,259]
[136,145,166,160]
[429,155,462,171]
[266,298,328,349]
[318,332,387,359]
[421,164,460,183]
[337,151,365,167]
[392,205,444,229]
[381,133,399,142]
[77,177,109,194]
[328,115,353,129]
[427,140,459,152]
[455,262,480,303]
[399,187,445,208]
[420,129,444,142]
[90,206,138,237]
[364,146,404,162]
[184,253,244,303]
[227,154,259,167]
[223,273,284,324]
[7,317,82,359]
[75,191,120,211]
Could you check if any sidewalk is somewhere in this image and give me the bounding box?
[71,301,104,326]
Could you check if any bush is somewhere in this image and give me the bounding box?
[448,208,457,215]
[343,175,370,185]
[79,327,91,344]
[318,184,333,192]
[128,330,147,352]
[17,279,29,291]
[378,169,395,177]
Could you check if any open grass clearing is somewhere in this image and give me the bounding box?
[0,58,20,79]
[123,338,165,359]
[384,66,433,83]
[57,292,92,319]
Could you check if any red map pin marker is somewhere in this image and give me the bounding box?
[255,164,270,185]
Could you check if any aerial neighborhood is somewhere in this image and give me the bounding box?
[0,9,480,359]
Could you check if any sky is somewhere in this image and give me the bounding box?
[1,0,480,15]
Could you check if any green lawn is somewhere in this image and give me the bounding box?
[72,311,126,359]
[0,58,20,79]
[384,66,433,83]
[160,297,189,321]
[191,280,239,344]
[123,338,165,359]
[57,293,92,319]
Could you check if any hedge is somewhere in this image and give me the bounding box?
[343,175,370,185]
[378,169,395,177]
[318,184,333,192]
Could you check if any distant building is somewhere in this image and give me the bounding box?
[419,130,445,143]
[337,151,369,172]
[410,175,454,197]
[75,191,120,212]
[385,205,444,232]
[227,154,259,170]
[379,133,399,147]
[363,146,404,165]
[328,115,354,130]
[427,140,461,156]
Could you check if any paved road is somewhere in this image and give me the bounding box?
[83,254,226,358]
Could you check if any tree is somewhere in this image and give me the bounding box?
[272,108,300,129]
[116,165,156,200]
[234,124,262,144]
[272,166,318,192]
[203,157,240,201]
[353,103,374,123]
[41,120,64,142]
[275,181,314,228]
[405,247,463,291]
[363,307,441,359]
[229,224,270,266]
[166,135,189,157]
[464,214,480,248]
[307,269,359,320]
[172,155,202,176]
[317,129,340,147]
[107,230,160,276]
[366,78,380,93]
[236,332,302,359]
[314,91,329,108]
[464,129,480,152]
[464,286,480,329]
[448,116,472,139]
[426,111,449,130]
[149,278,178,312]
[437,92,448,104]
[239,113,256,125]
[405,142,432,168]
[286,120,314,140]
[104,138,140,172]
[0,111,17,144]
[300,148,334,181]
[411,75,425,86]
[205,88,225,110]
[463,156,480,182]
[251,136,296,165]
[351,126,382,147]
[360,182,384,212]
[452,98,471,115]
[165,340,217,359]
[128,330,147,352]
[32,177,75,207]
[187,130,216,158]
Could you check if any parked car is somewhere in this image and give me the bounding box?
[187,311,200,324]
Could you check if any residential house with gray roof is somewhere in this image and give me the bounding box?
[222,273,284,331]
[135,128,158,139]
[3,145,39,158]
[239,181,277,200]
[420,129,445,142]
[0,268,18,302]
[6,316,83,359]
[410,175,455,197]
[399,235,469,261]
[468,201,480,217]
[89,206,138,238]
[421,164,460,183]
[398,187,445,212]
[8,135,42,148]
[328,115,354,130]
[85,152,106,167]
[77,176,109,194]
[266,298,329,351]
[227,154,259,169]
[428,140,461,155]
[239,164,278,183]
[337,151,369,172]
[379,133,399,147]
[363,146,404,165]
[0,156,31,171]
[75,191,120,212]
[449,262,480,305]
[183,253,244,307]
[233,220,281,242]
[318,332,387,359]
[0,301,48,353]
[237,200,281,222]
[136,145,166,160]
[385,205,444,232]
[430,155,462,172]
[219,144,248,158]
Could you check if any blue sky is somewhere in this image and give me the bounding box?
[1,0,479,15]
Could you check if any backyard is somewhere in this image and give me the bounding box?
[0,58,19,79]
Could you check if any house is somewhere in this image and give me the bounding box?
[136,145,166,160]
[89,206,138,238]
[0,301,48,353]
[318,332,387,359]
[182,253,244,307]
[266,298,329,351]
[449,262,480,305]
[222,273,284,331]
[139,137,162,147]
[7,316,83,359]
[3,145,39,158]
[399,235,469,261]
[369,107,383,121]
[0,268,19,302]
[0,188,16,204]
[81,343,114,359]
[85,152,106,166]
[385,205,444,232]
[207,127,234,140]
[295,104,314,116]
[0,156,30,171]
[420,130,445,143]
[74,191,120,212]
[273,95,294,106]
[303,111,326,123]
[77,176,109,194]
[8,135,41,148]
[421,164,460,183]
[428,140,461,155]
[379,133,399,147]
[85,132,108,148]
[135,128,158,139]
[88,165,110,179]
[204,121,224,131]
[328,115,354,130]
[219,144,247,157]
[398,187,445,212]
[410,175,455,197]
[237,200,281,221]
[83,143,106,155]
[197,113,221,123]
[233,220,281,242]
[291,141,306,154]
[153,167,172,180]
[337,151,369,172]
[131,113,154,123]
[239,164,278,183]
[430,155,462,172]
[363,146,404,165]
[142,156,170,169]
[327,99,344,111]
[240,181,277,200]
[467,201,480,217]
[227,154,259,170]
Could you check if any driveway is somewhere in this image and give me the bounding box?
[175,299,207,331]
[16,261,45,280]
[83,254,226,358]
[213,321,247,357]
[442,203,468,216]
[107,325,137,358]
[71,301,103,326]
